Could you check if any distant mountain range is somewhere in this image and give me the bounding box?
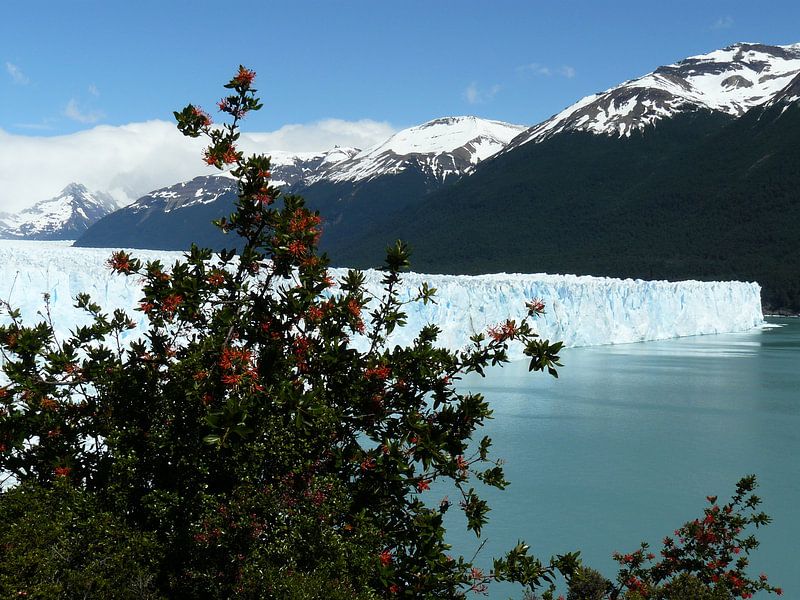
[6,42,800,310]
[335,43,800,312]
[0,183,118,240]
[73,115,525,251]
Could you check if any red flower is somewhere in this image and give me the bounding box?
[191,105,211,127]
[287,240,306,258]
[417,478,430,492]
[221,373,243,386]
[347,298,361,318]
[203,148,218,166]
[54,466,71,478]
[107,250,133,274]
[40,397,58,411]
[455,455,468,473]
[162,294,183,315]
[206,272,225,287]
[525,298,546,315]
[379,550,392,566]
[487,319,518,342]
[221,145,238,164]
[232,66,256,88]
[365,365,391,380]
[306,305,325,322]
[389,583,399,594]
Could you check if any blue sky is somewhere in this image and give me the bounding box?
[1,0,799,210]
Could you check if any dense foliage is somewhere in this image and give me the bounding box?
[0,68,784,599]
[0,67,571,599]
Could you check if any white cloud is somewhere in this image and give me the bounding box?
[559,65,576,79]
[518,63,551,76]
[0,118,396,213]
[243,118,395,152]
[464,82,501,105]
[64,99,105,124]
[88,84,100,97]
[5,62,29,85]
[518,63,576,79]
[712,16,734,30]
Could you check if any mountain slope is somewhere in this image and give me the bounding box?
[332,97,800,310]
[73,175,238,250]
[315,116,526,184]
[0,183,118,240]
[296,116,526,252]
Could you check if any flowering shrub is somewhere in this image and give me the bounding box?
[0,67,573,598]
[0,67,780,600]
[610,476,781,599]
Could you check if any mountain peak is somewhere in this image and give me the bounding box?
[60,182,90,195]
[0,184,119,240]
[318,116,527,184]
[511,41,800,147]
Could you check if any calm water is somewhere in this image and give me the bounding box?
[444,317,800,598]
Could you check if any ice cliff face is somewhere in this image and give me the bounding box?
[0,242,763,365]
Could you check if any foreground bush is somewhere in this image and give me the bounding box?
[0,67,570,598]
[0,481,163,598]
[0,68,782,599]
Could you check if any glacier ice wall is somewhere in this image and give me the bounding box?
[0,241,764,361]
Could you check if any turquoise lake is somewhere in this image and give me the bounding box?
[444,317,799,598]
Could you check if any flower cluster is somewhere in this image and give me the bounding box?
[612,476,781,599]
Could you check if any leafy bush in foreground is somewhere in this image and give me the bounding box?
[0,68,782,599]
[0,67,568,598]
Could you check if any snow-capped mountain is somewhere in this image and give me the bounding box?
[268,147,360,187]
[123,147,361,215]
[510,42,800,146]
[75,116,527,250]
[126,175,237,215]
[316,116,527,184]
[0,183,118,240]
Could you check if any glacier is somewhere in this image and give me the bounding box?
[0,241,763,363]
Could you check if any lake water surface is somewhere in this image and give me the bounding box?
[445,317,799,598]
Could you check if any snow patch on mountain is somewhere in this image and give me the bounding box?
[511,42,800,146]
[0,242,763,363]
[266,147,359,187]
[125,147,362,215]
[317,116,527,184]
[126,176,237,214]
